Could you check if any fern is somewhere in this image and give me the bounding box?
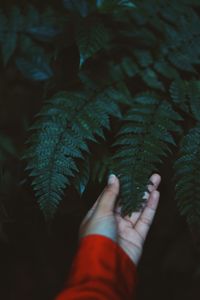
[187,80,200,121]
[25,6,62,41]
[64,0,89,17]
[162,11,200,72]
[154,58,179,79]
[120,57,139,77]
[76,20,110,67]
[63,0,136,18]
[111,94,182,215]
[2,0,200,228]
[0,5,62,80]
[73,155,90,195]
[1,7,21,65]
[169,78,189,113]
[96,0,136,11]
[24,86,123,219]
[141,68,165,91]
[174,126,200,225]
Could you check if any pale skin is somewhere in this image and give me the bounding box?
[79,173,161,266]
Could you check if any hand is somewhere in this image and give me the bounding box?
[79,174,161,265]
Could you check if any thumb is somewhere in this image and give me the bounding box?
[96,174,120,214]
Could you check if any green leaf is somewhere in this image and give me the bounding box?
[112,93,182,215]
[141,68,165,91]
[24,85,123,219]
[174,125,200,225]
[76,20,110,67]
[187,80,200,121]
[133,50,153,68]
[96,0,136,12]
[26,7,62,41]
[16,56,53,81]
[73,156,90,195]
[16,35,53,81]
[1,7,21,64]
[154,59,179,79]
[28,25,61,41]
[162,12,200,72]
[121,57,139,77]
[0,10,7,43]
[169,78,189,113]
[63,0,89,17]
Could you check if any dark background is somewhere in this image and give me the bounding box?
[0,1,200,299]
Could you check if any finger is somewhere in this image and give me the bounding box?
[81,174,120,224]
[127,212,141,224]
[141,173,161,210]
[81,187,108,224]
[118,174,161,225]
[141,173,161,209]
[115,205,141,225]
[147,173,161,193]
[115,174,161,213]
[96,174,120,214]
[134,190,160,241]
[81,201,98,224]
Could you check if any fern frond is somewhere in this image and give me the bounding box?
[25,6,62,41]
[91,150,115,184]
[96,0,136,12]
[120,57,139,77]
[119,55,164,91]
[72,155,90,195]
[169,78,189,113]
[141,68,165,91]
[133,50,153,68]
[24,86,123,219]
[112,93,182,215]
[1,7,21,65]
[16,35,53,81]
[154,58,179,79]
[76,20,110,67]
[0,5,62,68]
[187,80,200,121]
[162,11,200,72]
[63,0,89,17]
[174,125,200,225]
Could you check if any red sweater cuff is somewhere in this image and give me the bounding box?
[55,234,137,300]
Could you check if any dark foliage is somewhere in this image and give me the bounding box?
[1,0,200,299]
[1,0,200,224]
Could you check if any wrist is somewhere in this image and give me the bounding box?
[79,217,117,242]
[118,242,141,266]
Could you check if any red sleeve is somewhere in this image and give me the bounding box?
[55,234,137,300]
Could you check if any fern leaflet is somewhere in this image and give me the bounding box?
[76,20,110,67]
[112,93,182,215]
[24,86,123,219]
[174,125,200,225]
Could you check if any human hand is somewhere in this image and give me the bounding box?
[79,174,161,266]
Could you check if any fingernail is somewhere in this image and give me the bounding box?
[108,174,116,185]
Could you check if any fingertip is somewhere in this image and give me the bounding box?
[96,175,120,213]
[151,173,161,184]
[148,174,161,193]
[107,174,120,186]
[107,174,120,194]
